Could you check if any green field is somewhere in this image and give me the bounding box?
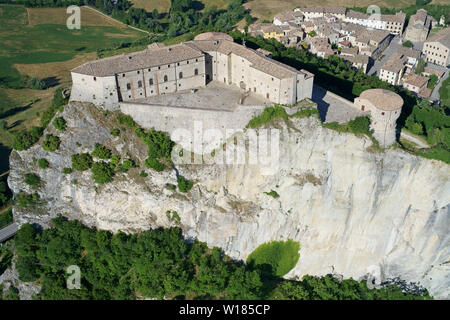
[0,5,143,173]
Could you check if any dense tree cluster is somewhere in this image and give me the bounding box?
[13,88,68,151]
[13,217,431,300]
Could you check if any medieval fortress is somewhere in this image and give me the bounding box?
[70,32,403,149]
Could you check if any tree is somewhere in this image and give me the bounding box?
[42,134,61,152]
[177,175,193,192]
[53,117,67,131]
[402,40,413,48]
[38,158,49,169]
[91,161,114,184]
[24,173,41,188]
[91,143,112,160]
[72,153,93,171]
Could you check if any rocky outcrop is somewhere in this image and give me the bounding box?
[7,102,450,299]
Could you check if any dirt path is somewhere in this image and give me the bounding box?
[400,131,430,149]
[82,6,150,35]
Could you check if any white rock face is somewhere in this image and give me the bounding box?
[8,102,450,299]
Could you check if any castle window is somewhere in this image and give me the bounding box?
[149,78,153,85]
[187,61,190,64]
[148,69,151,72]
[196,59,198,62]
[164,75,168,82]
[177,62,180,66]
[194,69,198,75]
[168,64,170,68]
[137,71,140,74]
[126,83,131,90]
[123,74,125,77]
[158,66,160,70]
[138,80,142,88]
[93,77,96,81]
[381,112,385,115]
[179,72,183,79]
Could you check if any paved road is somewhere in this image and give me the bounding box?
[0,223,18,243]
[367,35,402,76]
[429,65,449,102]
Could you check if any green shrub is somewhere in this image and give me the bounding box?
[247,240,300,278]
[53,117,67,131]
[71,153,93,171]
[15,192,39,208]
[109,155,121,169]
[117,114,136,128]
[177,175,193,193]
[117,159,135,172]
[38,158,49,169]
[91,143,112,160]
[264,190,279,198]
[0,208,13,229]
[42,134,61,152]
[139,170,148,177]
[110,128,120,137]
[91,161,114,184]
[13,126,43,151]
[145,157,165,172]
[166,210,181,223]
[248,106,288,128]
[402,40,413,48]
[62,167,73,174]
[136,128,174,171]
[24,173,41,188]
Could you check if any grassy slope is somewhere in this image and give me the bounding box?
[0,5,143,174]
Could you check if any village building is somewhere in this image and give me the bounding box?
[70,32,315,109]
[342,54,370,73]
[422,27,450,67]
[404,9,434,42]
[379,54,408,85]
[396,47,421,69]
[402,73,430,96]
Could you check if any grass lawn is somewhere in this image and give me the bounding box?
[0,5,143,174]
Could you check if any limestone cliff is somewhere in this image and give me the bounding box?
[7,102,450,299]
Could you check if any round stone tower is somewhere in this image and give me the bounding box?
[354,89,403,147]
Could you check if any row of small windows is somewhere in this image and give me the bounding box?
[124,69,199,90]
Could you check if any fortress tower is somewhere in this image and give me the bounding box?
[354,89,403,147]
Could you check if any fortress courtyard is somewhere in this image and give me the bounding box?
[130,81,270,111]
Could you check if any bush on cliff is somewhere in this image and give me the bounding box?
[53,117,67,132]
[42,134,61,152]
[71,153,93,171]
[91,161,114,184]
[91,143,112,160]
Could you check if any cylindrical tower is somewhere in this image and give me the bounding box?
[354,89,403,147]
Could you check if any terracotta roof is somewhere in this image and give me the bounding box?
[381,54,407,73]
[418,87,431,98]
[403,73,429,88]
[71,43,204,77]
[359,89,403,111]
[323,6,346,14]
[424,67,445,78]
[380,12,406,23]
[426,27,450,48]
[396,47,421,59]
[347,10,368,20]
